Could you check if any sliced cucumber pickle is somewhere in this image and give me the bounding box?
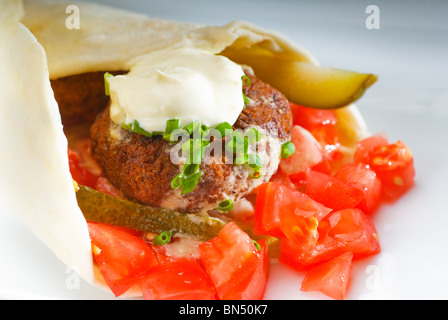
[76,185,226,241]
[76,186,281,256]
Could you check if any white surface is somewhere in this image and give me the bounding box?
[1,0,447,300]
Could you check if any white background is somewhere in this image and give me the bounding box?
[1,0,447,299]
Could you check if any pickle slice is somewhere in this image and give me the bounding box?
[222,47,377,110]
[76,185,226,241]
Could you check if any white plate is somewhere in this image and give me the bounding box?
[1,0,447,300]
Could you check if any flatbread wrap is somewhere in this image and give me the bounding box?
[1,0,409,300]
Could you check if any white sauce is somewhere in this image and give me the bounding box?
[108,47,245,132]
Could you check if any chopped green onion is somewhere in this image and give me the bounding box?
[252,239,261,251]
[241,75,251,108]
[121,122,132,131]
[163,119,180,142]
[171,173,184,189]
[180,171,202,195]
[281,141,296,159]
[131,120,153,138]
[243,93,250,107]
[201,124,209,132]
[183,121,203,138]
[122,120,153,138]
[241,75,251,86]
[171,165,203,195]
[152,230,172,246]
[248,154,263,169]
[226,131,248,156]
[104,72,113,96]
[217,199,234,213]
[237,137,249,156]
[181,138,193,154]
[168,128,190,143]
[249,167,262,179]
[214,122,233,138]
[183,163,200,176]
[184,139,207,164]
[234,154,248,165]
[246,128,264,144]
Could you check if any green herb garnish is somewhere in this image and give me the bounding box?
[183,121,203,138]
[104,72,113,96]
[217,199,234,213]
[152,230,172,246]
[214,121,233,138]
[171,173,184,190]
[241,75,251,108]
[121,120,153,138]
[248,154,263,169]
[163,119,180,142]
[170,147,204,195]
[179,170,202,195]
[170,121,267,194]
[246,128,264,144]
[252,239,261,251]
[281,141,296,159]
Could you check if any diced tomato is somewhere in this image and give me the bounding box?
[279,210,319,249]
[290,102,339,147]
[87,221,158,297]
[279,208,380,270]
[68,148,99,188]
[300,252,353,300]
[254,182,332,238]
[140,259,217,300]
[229,240,270,300]
[199,222,268,300]
[289,102,343,164]
[237,239,270,300]
[306,170,365,211]
[353,133,388,164]
[288,162,333,193]
[354,135,415,201]
[279,125,324,175]
[335,163,382,214]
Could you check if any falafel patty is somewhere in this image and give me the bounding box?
[51,71,125,126]
[89,68,292,213]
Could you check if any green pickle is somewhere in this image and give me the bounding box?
[76,185,280,256]
[76,185,226,241]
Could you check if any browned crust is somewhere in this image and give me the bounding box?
[51,71,125,126]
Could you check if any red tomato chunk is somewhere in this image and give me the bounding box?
[354,134,415,201]
[87,221,159,297]
[306,170,365,211]
[254,182,332,238]
[199,222,269,300]
[335,163,382,214]
[289,102,340,149]
[141,259,217,300]
[68,148,99,188]
[301,252,353,300]
[279,208,380,271]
